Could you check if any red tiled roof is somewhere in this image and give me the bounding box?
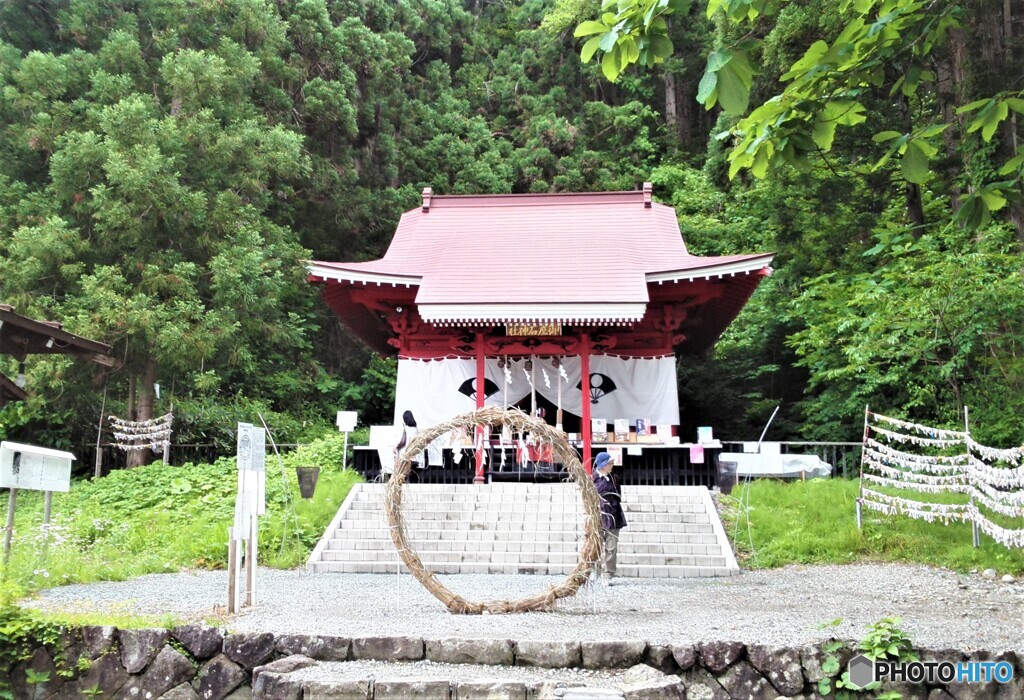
[309,189,773,325]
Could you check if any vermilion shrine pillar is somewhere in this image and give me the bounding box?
[474,331,486,484]
[580,332,592,474]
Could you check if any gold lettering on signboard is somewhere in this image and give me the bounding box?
[506,323,562,336]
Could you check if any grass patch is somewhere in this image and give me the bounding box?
[0,432,362,593]
[721,478,1024,575]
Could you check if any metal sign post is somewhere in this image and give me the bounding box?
[337,411,357,470]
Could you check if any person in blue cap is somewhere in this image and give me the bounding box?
[592,451,627,585]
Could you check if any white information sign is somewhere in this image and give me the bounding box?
[336,410,358,432]
[0,442,74,493]
[236,423,266,472]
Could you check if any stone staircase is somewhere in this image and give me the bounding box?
[306,483,739,577]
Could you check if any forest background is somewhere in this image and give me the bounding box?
[1,0,1022,469]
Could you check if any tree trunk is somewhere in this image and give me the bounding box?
[664,71,679,139]
[906,182,926,234]
[126,359,158,468]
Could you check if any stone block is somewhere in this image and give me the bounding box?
[161,682,201,699]
[515,640,581,668]
[224,632,277,671]
[74,651,129,698]
[638,644,677,675]
[10,646,64,700]
[374,679,452,698]
[275,634,350,662]
[670,644,697,672]
[173,625,224,661]
[621,676,685,700]
[715,660,777,700]
[697,641,745,673]
[747,645,805,696]
[252,654,316,685]
[581,641,647,669]
[252,670,303,700]
[119,646,197,699]
[83,626,118,659]
[120,628,171,674]
[195,653,247,700]
[350,636,424,661]
[301,678,371,699]
[454,680,527,699]
[425,638,515,666]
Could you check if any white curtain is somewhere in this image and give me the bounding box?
[394,355,679,430]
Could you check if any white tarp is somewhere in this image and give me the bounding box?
[393,355,680,431]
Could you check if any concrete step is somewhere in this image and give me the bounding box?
[324,533,720,550]
[307,484,740,578]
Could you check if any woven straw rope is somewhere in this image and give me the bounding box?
[384,406,603,614]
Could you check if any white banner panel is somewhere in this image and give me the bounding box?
[394,355,679,430]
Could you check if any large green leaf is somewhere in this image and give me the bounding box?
[901,140,929,184]
[581,36,602,63]
[716,56,752,114]
[574,21,609,37]
[696,70,718,106]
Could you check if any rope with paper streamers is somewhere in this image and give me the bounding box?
[860,409,1024,548]
[108,413,173,452]
[384,406,603,614]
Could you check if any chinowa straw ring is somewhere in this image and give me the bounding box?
[384,406,603,614]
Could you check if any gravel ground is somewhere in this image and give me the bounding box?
[24,564,1024,651]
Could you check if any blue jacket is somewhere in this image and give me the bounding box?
[594,472,627,530]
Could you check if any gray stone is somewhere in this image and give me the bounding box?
[10,646,64,700]
[223,632,277,671]
[747,645,805,696]
[529,680,588,699]
[679,668,729,700]
[252,671,302,700]
[375,679,452,698]
[74,652,129,698]
[621,676,685,700]
[83,626,118,659]
[58,627,87,673]
[173,625,224,661]
[715,660,777,700]
[1002,574,1016,583]
[275,634,350,662]
[455,680,527,699]
[621,664,668,684]
[195,653,246,700]
[581,641,646,669]
[161,682,201,699]
[945,649,1016,700]
[670,644,697,672]
[643,644,680,674]
[118,646,197,700]
[515,640,581,668]
[698,641,745,673]
[301,678,371,699]
[252,654,316,685]
[983,568,998,580]
[919,648,965,667]
[928,691,956,700]
[120,628,171,674]
[350,636,424,662]
[223,686,253,700]
[426,638,515,666]
[800,644,849,684]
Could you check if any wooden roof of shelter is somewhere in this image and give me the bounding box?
[0,304,115,397]
[309,186,774,357]
[0,375,27,403]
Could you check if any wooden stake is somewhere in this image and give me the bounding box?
[227,528,238,613]
[43,491,52,526]
[3,488,16,563]
[246,512,257,607]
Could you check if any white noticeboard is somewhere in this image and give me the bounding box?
[0,442,74,492]
[336,411,358,432]
[236,424,266,515]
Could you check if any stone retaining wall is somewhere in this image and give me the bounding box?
[3,626,1020,699]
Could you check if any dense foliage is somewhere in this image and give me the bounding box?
[1,0,1022,460]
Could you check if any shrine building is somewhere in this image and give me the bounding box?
[308,184,773,483]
